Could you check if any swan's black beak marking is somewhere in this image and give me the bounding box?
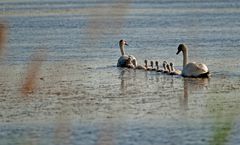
[176,50,181,55]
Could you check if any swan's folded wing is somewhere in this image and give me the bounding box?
[182,62,209,77]
[117,55,129,67]
[196,63,208,72]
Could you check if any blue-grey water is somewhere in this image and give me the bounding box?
[1,0,240,145]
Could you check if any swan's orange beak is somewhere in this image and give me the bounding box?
[125,42,128,46]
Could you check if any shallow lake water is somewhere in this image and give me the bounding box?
[0,0,240,145]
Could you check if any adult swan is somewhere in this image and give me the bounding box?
[117,39,137,67]
[176,44,210,78]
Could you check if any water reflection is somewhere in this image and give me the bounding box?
[118,68,211,119]
[181,78,209,110]
[119,68,138,95]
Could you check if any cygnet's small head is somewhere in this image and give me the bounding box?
[144,60,148,65]
[127,57,131,63]
[119,39,128,47]
[155,61,159,66]
[176,43,187,55]
[132,59,137,67]
[163,61,167,69]
[150,61,154,67]
[169,62,174,71]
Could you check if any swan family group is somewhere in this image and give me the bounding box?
[117,39,210,78]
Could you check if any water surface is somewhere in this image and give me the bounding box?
[1,0,240,145]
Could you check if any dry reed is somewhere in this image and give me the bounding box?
[21,49,46,96]
[0,22,8,57]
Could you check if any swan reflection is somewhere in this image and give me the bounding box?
[181,77,209,110]
[118,68,210,113]
[119,68,137,95]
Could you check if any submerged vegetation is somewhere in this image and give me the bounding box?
[208,91,240,145]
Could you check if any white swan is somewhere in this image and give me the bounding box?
[117,39,137,67]
[176,44,210,77]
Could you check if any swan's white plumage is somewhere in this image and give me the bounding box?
[182,62,208,77]
[176,44,210,77]
[117,55,129,67]
[117,40,137,68]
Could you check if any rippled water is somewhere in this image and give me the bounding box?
[1,0,240,145]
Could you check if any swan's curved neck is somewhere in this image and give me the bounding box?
[120,44,125,55]
[182,47,188,67]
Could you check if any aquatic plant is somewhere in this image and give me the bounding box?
[208,92,240,145]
